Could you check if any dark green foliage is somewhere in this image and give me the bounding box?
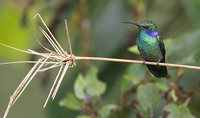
[60,66,114,118]
[59,93,82,110]
[164,103,194,118]
[137,83,162,110]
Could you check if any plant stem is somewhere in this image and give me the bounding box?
[75,56,200,70]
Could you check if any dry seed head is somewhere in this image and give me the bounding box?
[3,13,75,118]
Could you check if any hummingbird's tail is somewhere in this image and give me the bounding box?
[146,59,168,78]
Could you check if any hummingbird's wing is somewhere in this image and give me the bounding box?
[157,36,166,60]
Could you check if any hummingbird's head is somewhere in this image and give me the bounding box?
[139,20,157,31]
[122,20,158,37]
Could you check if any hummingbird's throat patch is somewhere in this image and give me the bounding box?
[146,31,158,37]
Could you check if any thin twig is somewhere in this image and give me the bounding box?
[75,56,200,70]
[3,58,43,118]
[64,19,73,56]
[43,65,64,108]
[34,13,65,54]
[13,57,50,104]
[33,34,55,53]
[39,27,63,55]
[0,42,32,55]
[52,62,69,99]
[175,69,184,83]
[183,97,192,107]
[0,61,58,65]
[39,63,60,72]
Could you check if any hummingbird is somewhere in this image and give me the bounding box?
[123,20,168,78]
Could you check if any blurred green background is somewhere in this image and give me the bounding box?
[0,0,200,118]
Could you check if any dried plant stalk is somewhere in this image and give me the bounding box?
[2,14,73,118]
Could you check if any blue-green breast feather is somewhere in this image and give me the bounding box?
[137,30,163,61]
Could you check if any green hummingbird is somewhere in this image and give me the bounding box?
[123,20,168,78]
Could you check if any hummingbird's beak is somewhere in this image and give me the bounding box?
[122,21,140,27]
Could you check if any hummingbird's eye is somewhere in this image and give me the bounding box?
[143,26,149,29]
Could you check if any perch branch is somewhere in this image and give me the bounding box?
[75,56,200,70]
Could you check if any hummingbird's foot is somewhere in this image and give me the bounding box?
[156,61,160,66]
[142,60,146,65]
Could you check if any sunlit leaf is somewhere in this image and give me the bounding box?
[98,104,118,118]
[59,93,82,111]
[74,66,106,99]
[155,79,169,92]
[86,79,106,97]
[85,66,106,97]
[164,103,194,118]
[75,115,90,118]
[74,74,87,99]
[170,90,178,102]
[85,66,98,80]
[128,45,140,55]
[120,75,135,92]
[121,64,146,92]
[137,83,162,110]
